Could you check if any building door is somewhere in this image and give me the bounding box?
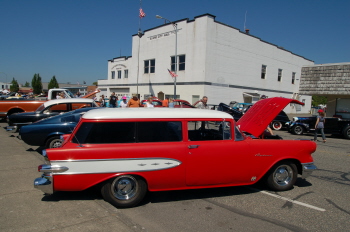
[157,92,165,100]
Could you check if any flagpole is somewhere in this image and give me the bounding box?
[136,0,142,97]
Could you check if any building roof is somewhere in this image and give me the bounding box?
[300,63,350,95]
[129,13,313,62]
[83,108,233,120]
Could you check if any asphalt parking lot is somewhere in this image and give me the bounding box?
[0,121,349,232]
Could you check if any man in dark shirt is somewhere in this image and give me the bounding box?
[109,92,118,108]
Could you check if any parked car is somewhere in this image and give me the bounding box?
[34,97,317,208]
[217,102,289,129]
[287,116,350,139]
[6,98,99,132]
[231,102,253,111]
[18,107,98,148]
[141,99,163,107]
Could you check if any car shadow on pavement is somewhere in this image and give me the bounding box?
[142,184,263,206]
[41,186,103,202]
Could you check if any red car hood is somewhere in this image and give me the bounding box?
[237,97,304,137]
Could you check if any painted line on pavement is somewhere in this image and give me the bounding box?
[248,187,326,212]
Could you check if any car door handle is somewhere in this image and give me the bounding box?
[188,145,200,149]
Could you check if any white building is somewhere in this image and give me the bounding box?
[98,14,314,113]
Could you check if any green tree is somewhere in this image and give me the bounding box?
[92,81,98,86]
[24,81,30,87]
[31,73,43,94]
[48,75,59,89]
[312,96,327,107]
[10,78,19,92]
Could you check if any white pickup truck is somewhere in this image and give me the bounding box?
[0,89,99,120]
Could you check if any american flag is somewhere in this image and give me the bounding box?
[139,8,146,18]
[167,69,178,77]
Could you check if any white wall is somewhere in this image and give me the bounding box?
[98,14,313,113]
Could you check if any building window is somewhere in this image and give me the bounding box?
[261,65,267,79]
[144,59,155,73]
[292,72,296,84]
[171,55,186,71]
[118,70,122,79]
[111,71,115,79]
[124,70,128,78]
[278,69,282,82]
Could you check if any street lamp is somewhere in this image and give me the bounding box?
[156,15,178,99]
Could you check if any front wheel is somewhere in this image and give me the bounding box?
[45,136,63,148]
[292,125,304,135]
[265,162,297,191]
[101,175,147,208]
[271,121,282,130]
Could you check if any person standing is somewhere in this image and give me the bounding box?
[128,94,141,107]
[144,97,154,107]
[168,98,175,108]
[197,96,209,110]
[99,95,106,107]
[196,96,209,129]
[119,96,128,108]
[162,97,169,107]
[109,92,117,108]
[314,109,326,143]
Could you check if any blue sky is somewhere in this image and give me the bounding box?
[1,0,349,86]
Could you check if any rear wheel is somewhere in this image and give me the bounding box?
[343,126,350,139]
[271,121,282,130]
[45,136,63,148]
[101,175,147,208]
[265,161,297,191]
[292,125,304,135]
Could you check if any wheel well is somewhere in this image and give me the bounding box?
[279,159,302,175]
[7,108,24,116]
[98,174,148,189]
[45,134,61,142]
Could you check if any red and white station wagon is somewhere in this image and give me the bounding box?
[34,97,317,208]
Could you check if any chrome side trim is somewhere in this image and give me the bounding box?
[301,162,317,179]
[51,157,182,163]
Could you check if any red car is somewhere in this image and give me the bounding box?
[141,99,163,107]
[34,97,317,208]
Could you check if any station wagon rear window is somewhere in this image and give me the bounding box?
[72,121,182,144]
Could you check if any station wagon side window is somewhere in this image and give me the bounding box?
[72,121,182,144]
[137,121,182,142]
[187,121,231,141]
[72,122,136,144]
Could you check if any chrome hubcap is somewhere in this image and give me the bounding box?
[112,176,137,200]
[273,165,293,186]
[51,139,63,148]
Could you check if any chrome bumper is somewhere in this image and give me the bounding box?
[301,163,317,179]
[34,173,54,195]
[5,125,18,133]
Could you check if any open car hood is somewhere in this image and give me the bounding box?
[237,97,304,137]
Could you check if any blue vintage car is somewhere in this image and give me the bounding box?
[19,107,99,148]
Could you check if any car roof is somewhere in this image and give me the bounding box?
[43,98,95,108]
[82,108,233,120]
